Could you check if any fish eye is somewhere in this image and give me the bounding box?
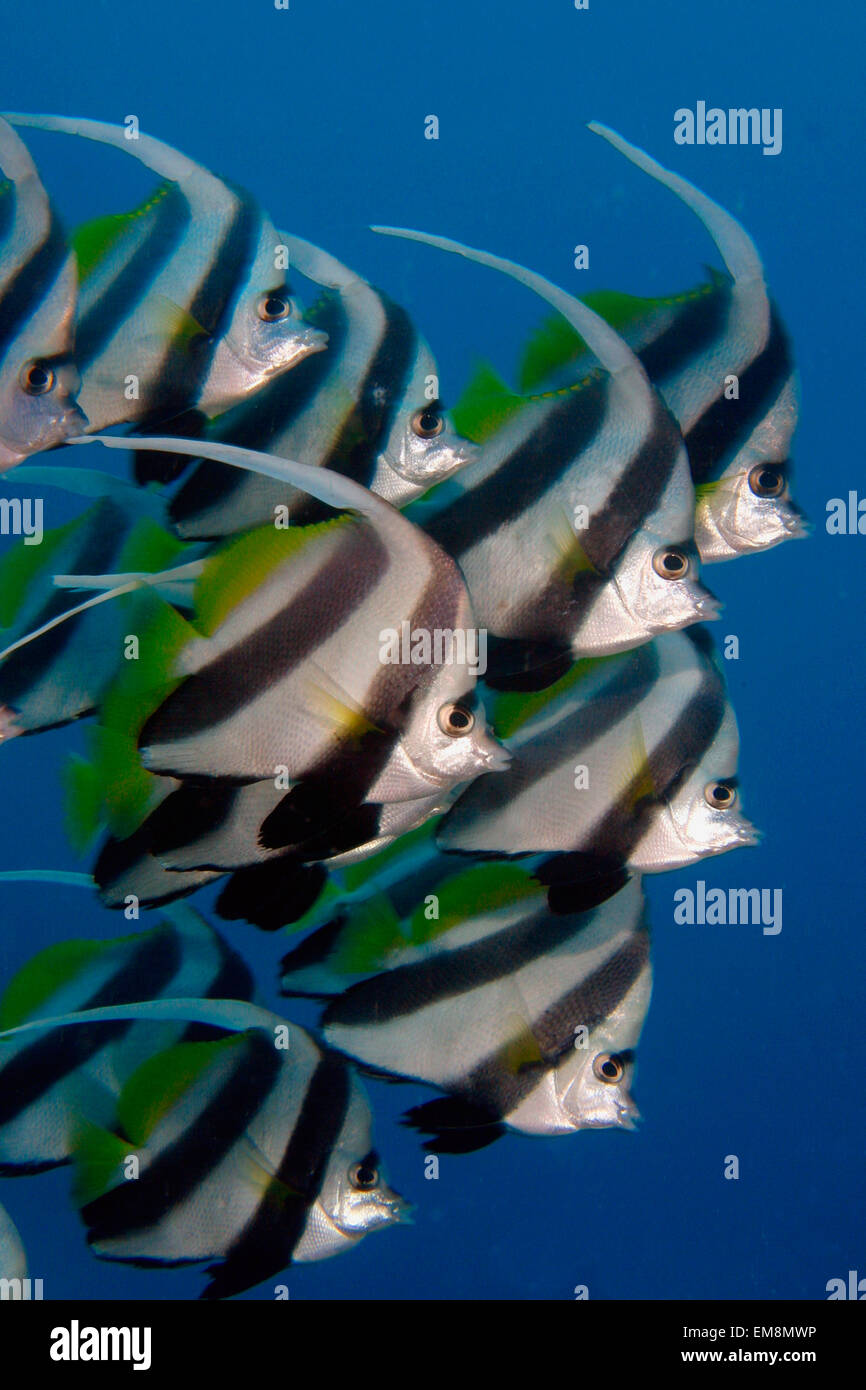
[748,464,785,498]
[411,406,444,438]
[593,1053,624,1084]
[257,293,291,322]
[349,1161,379,1190]
[704,781,737,810]
[437,702,476,737]
[652,547,690,580]
[21,361,55,395]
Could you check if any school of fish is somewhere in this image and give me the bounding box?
[0,114,802,1296]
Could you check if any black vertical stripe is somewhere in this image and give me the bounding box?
[203,1050,352,1298]
[0,925,183,1127]
[75,182,191,367]
[636,277,731,385]
[425,377,609,557]
[82,1030,281,1242]
[0,214,68,358]
[684,305,794,482]
[139,520,389,754]
[140,189,261,423]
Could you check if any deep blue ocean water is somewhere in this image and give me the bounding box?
[0,0,863,1301]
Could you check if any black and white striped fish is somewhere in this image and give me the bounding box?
[0,996,409,1296]
[0,904,254,1171]
[379,225,718,689]
[94,778,450,933]
[0,116,85,470]
[88,435,507,804]
[4,114,327,432]
[164,233,475,539]
[310,872,651,1151]
[437,628,759,891]
[584,124,804,562]
[0,474,188,743]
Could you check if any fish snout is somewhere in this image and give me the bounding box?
[692,585,722,622]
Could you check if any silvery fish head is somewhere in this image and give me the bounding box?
[695,459,808,562]
[578,533,720,656]
[307,1090,410,1258]
[631,704,760,872]
[206,239,328,410]
[554,981,651,1132]
[0,355,86,470]
[0,252,86,470]
[376,340,476,496]
[398,606,510,791]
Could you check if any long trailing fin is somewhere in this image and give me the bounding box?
[70,435,407,528]
[0,997,279,1044]
[0,580,147,661]
[2,113,219,192]
[53,558,204,592]
[6,466,167,522]
[370,225,645,382]
[587,122,766,289]
[277,230,361,291]
[0,870,93,888]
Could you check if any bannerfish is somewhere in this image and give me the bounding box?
[437,628,759,892]
[0,475,191,743]
[164,232,475,538]
[0,996,409,1297]
[0,1198,27,1279]
[376,224,718,689]
[315,872,651,1151]
[524,123,804,562]
[93,779,451,932]
[4,113,327,431]
[0,116,85,470]
[0,904,254,1171]
[79,436,507,805]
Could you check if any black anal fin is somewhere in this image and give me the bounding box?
[483,635,574,692]
[145,781,238,857]
[131,410,208,486]
[402,1097,507,1154]
[217,860,327,931]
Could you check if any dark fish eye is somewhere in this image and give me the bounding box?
[349,1161,379,1190]
[593,1053,624,1084]
[21,361,55,395]
[652,547,690,580]
[258,293,291,322]
[748,464,785,498]
[411,406,444,438]
[437,702,475,737]
[705,781,737,810]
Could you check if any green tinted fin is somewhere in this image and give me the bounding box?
[72,1122,139,1207]
[518,281,719,390]
[0,513,85,628]
[331,894,406,976]
[408,862,540,945]
[491,654,611,738]
[452,361,527,443]
[71,182,174,282]
[0,937,110,1030]
[114,518,187,576]
[194,517,349,637]
[117,1035,248,1146]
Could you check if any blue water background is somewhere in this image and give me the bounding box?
[0,0,863,1300]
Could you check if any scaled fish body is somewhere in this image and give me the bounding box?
[0,116,85,470]
[0,1198,27,1279]
[437,628,759,883]
[108,437,506,802]
[380,226,717,681]
[4,114,326,431]
[584,124,804,561]
[0,906,253,1170]
[0,490,186,741]
[166,233,474,538]
[318,873,651,1149]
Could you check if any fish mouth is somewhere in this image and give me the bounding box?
[482,741,513,772]
[692,586,722,622]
